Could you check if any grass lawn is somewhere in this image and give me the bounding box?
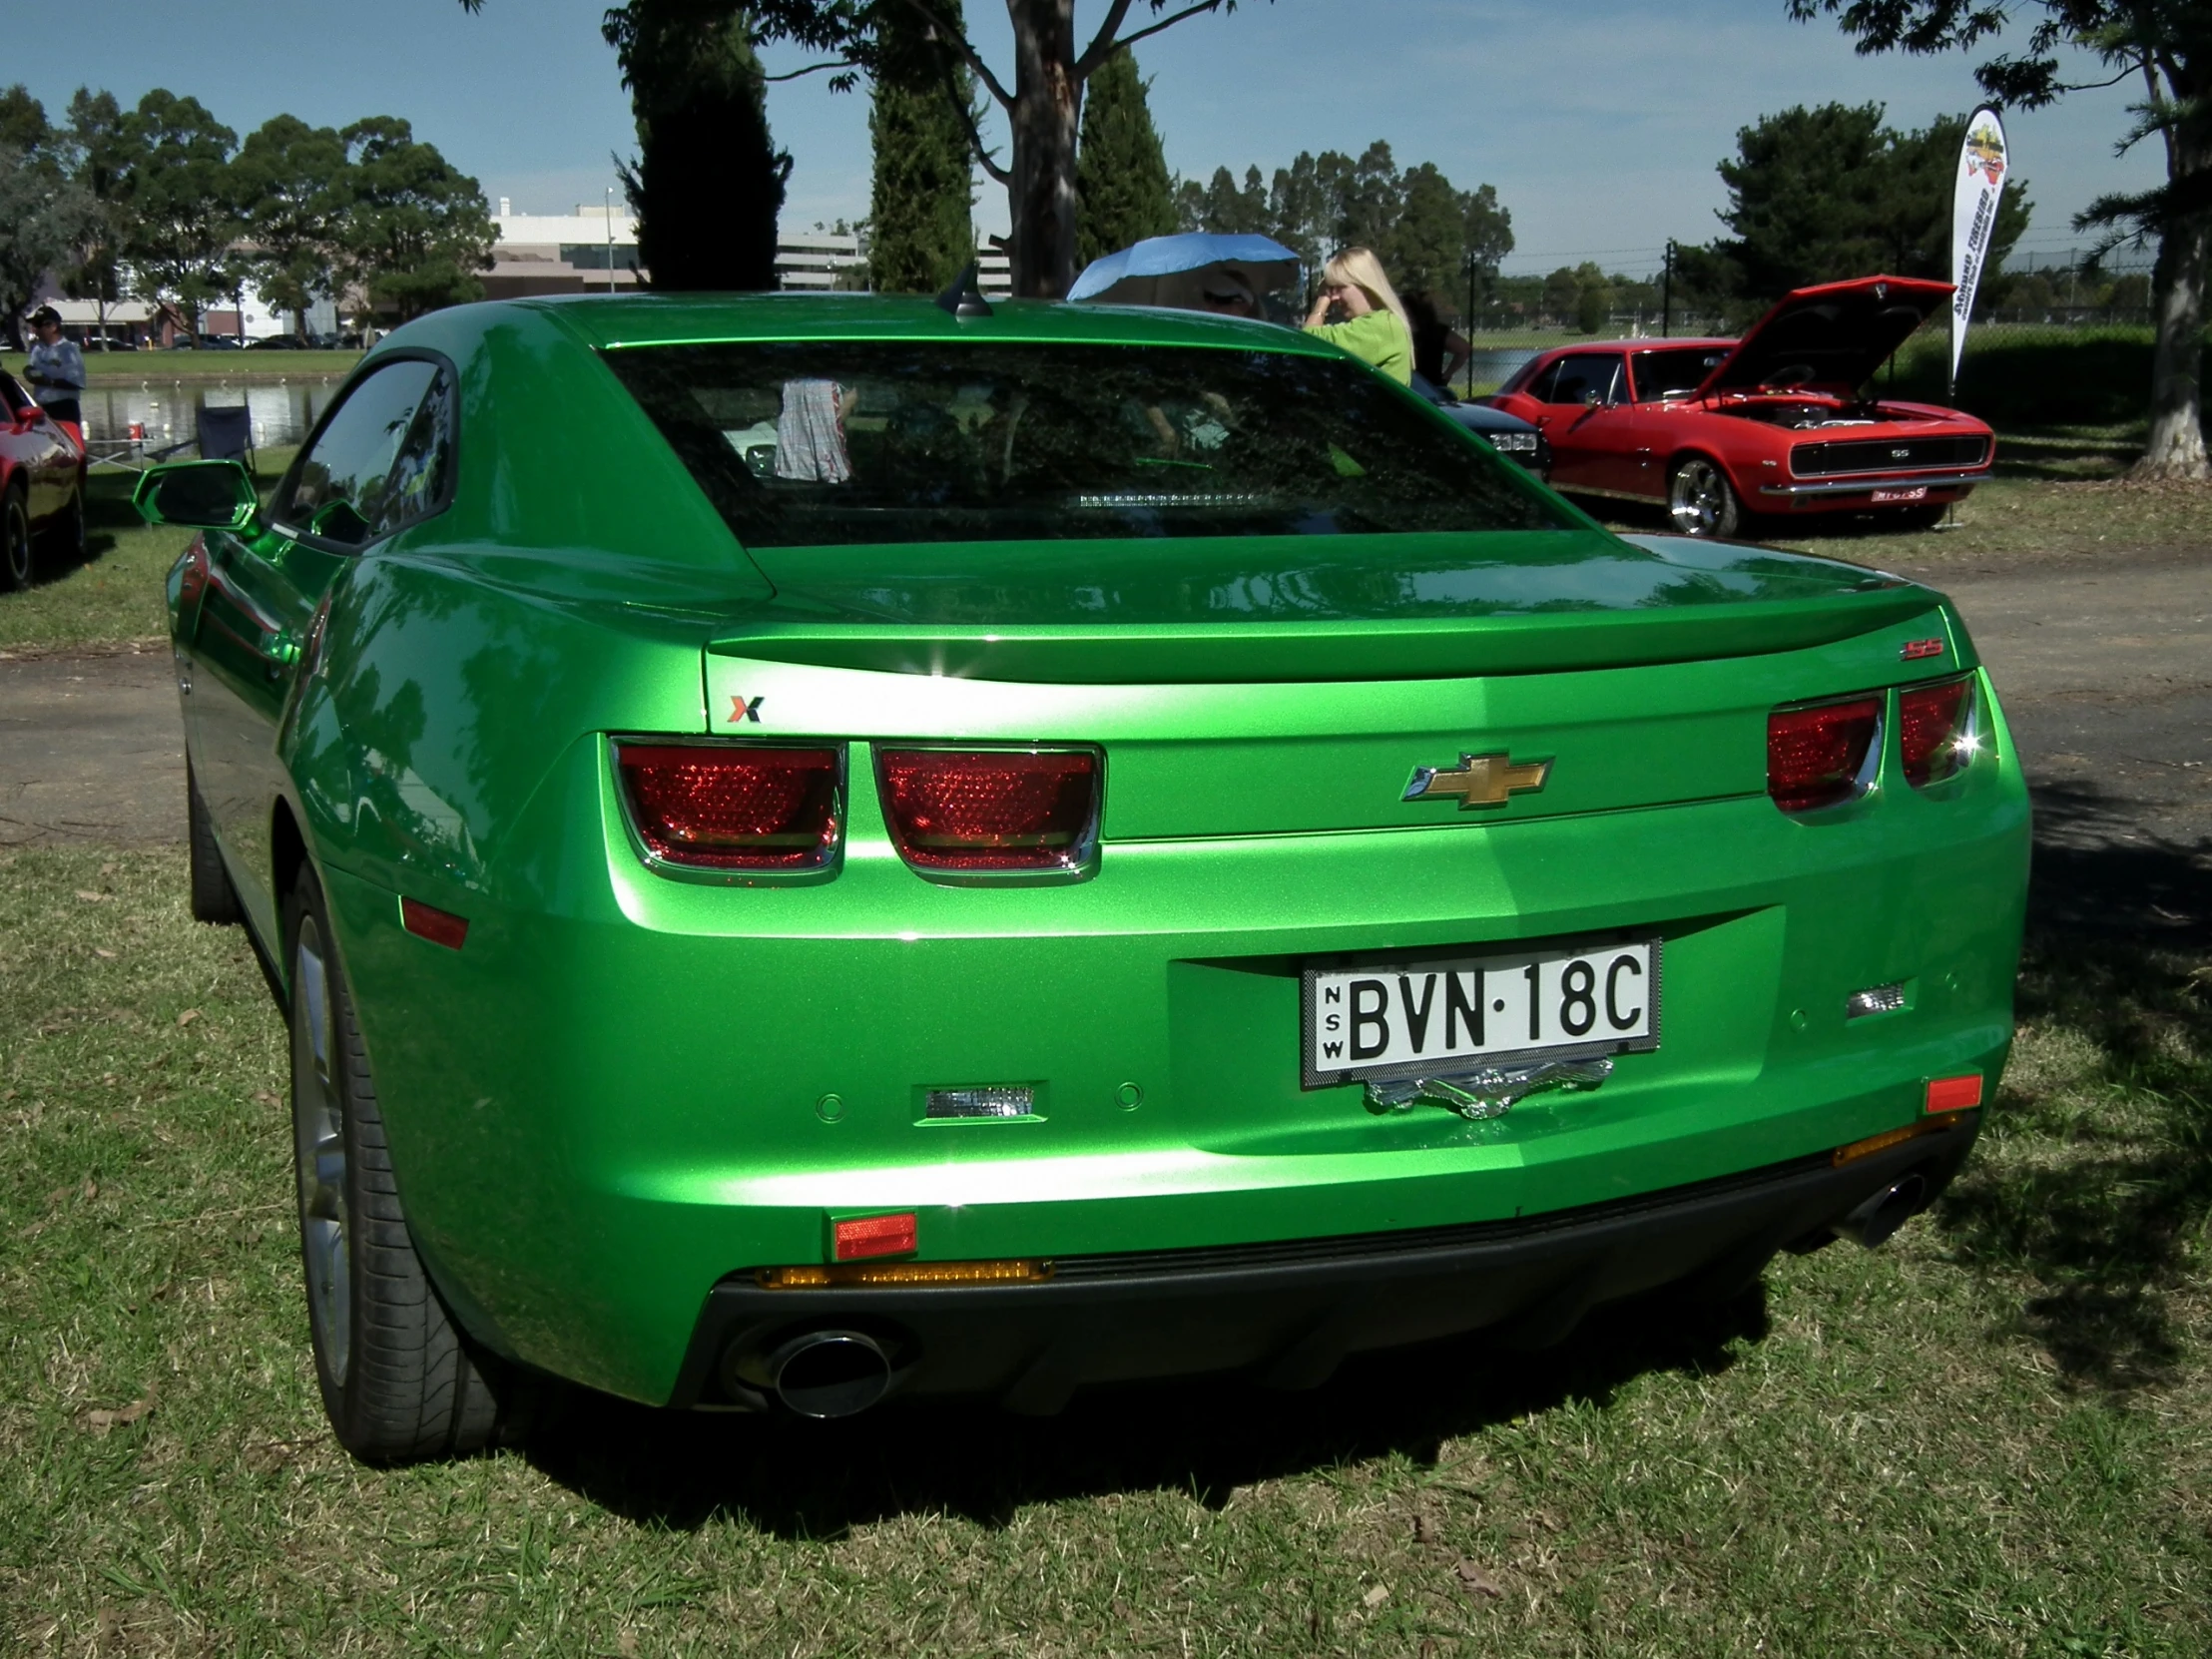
[3,350,361,382]
[0,848,2205,1655]
[0,451,294,658]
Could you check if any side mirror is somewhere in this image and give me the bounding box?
[133,460,259,532]
[1584,388,1603,408]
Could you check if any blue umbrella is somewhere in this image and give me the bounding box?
[1067,233,1302,307]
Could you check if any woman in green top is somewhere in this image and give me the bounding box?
[1301,247,1414,385]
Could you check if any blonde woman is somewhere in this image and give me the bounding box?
[1301,248,1414,385]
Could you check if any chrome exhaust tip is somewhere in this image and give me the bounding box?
[767,1330,894,1418]
[1832,1173,1930,1250]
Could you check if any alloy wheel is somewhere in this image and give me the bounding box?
[1668,458,1730,537]
[292,914,350,1384]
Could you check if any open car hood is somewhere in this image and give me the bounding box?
[1697,276,1952,399]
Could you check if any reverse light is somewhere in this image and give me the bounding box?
[925,1085,1036,1119]
[616,742,840,871]
[1899,675,1979,789]
[1768,695,1882,813]
[876,747,1101,874]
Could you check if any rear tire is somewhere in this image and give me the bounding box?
[187,763,243,925]
[2,487,31,592]
[1666,456,1743,539]
[285,865,502,1462]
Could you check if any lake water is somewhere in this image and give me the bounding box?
[76,378,344,451]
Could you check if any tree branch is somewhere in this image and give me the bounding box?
[1075,0,1141,76]
[893,0,1014,109]
[943,59,1011,186]
[1079,0,1225,75]
[762,56,859,82]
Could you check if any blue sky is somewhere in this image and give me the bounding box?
[5,0,2161,276]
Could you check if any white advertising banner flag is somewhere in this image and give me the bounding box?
[1950,107,2009,389]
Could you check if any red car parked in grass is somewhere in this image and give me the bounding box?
[1487,276,1994,537]
[1,368,87,590]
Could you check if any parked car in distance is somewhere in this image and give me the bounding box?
[248,334,311,350]
[1487,276,1994,537]
[195,333,245,350]
[1411,372,1550,480]
[1,369,88,589]
[134,292,2027,1460]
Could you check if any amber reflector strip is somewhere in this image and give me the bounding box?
[1926,1073,1983,1113]
[400,896,469,950]
[1834,1114,1964,1167]
[831,1212,918,1261]
[758,1259,1054,1290]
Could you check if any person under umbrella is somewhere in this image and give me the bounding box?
[1302,248,1414,386]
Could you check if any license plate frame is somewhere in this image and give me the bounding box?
[1870,485,1931,504]
[1301,935,1663,1090]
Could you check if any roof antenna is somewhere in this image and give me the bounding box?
[936,261,993,319]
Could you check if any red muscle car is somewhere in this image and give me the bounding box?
[1,369,87,590]
[1487,276,1993,537]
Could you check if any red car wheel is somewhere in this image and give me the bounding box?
[1667,456,1742,539]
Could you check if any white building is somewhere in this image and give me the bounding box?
[490,202,1011,298]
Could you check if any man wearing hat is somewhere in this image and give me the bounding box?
[23,306,86,427]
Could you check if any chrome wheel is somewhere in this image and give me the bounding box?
[1667,457,1738,538]
[292,913,350,1385]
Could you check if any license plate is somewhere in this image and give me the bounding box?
[1302,938,1661,1089]
[1871,485,1930,504]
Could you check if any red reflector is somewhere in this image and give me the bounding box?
[400,896,469,950]
[616,743,840,870]
[876,748,1100,872]
[1767,696,1881,813]
[832,1212,918,1261]
[1899,675,1976,789]
[1927,1074,1982,1113]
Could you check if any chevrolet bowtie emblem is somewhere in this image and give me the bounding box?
[1403,752,1553,810]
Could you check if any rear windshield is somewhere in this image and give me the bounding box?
[602,340,1570,548]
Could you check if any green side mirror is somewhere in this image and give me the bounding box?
[133,460,259,531]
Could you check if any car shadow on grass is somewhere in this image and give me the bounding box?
[1932,779,2212,1392]
[520,1283,1770,1539]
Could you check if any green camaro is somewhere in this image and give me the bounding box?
[135,290,2027,1460]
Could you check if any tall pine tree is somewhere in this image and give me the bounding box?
[603,0,789,290]
[1075,48,1175,268]
[867,0,973,293]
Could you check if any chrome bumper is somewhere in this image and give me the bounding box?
[1760,470,1989,498]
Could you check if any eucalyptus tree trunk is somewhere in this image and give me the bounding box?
[2134,121,2210,480]
[1005,0,1082,298]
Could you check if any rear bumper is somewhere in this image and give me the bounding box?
[672,1114,1978,1413]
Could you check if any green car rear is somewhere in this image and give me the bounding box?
[140,294,2027,1456]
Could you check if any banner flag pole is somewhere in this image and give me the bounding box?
[1950,106,2009,401]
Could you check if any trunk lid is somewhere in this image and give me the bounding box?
[1696,276,1951,400]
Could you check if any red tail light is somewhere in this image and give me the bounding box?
[876,747,1100,874]
[616,743,841,870]
[1899,675,1977,789]
[1768,696,1881,813]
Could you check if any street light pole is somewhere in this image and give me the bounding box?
[1661,241,1674,339]
[606,187,616,294]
